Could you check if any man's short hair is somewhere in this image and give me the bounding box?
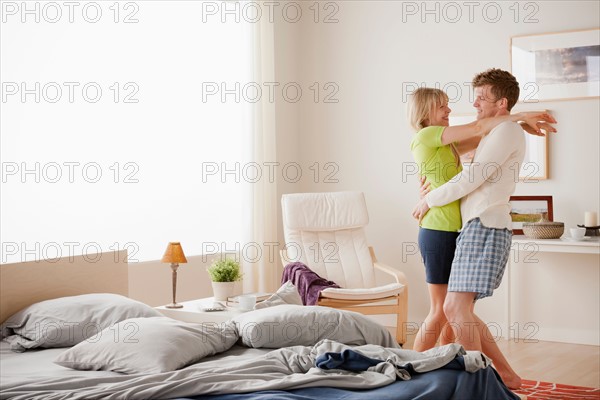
[472,68,520,111]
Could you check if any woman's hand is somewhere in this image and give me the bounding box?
[517,112,557,136]
[520,121,557,137]
[412,198,430,223]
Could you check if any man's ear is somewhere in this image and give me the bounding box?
[498,98,508,109]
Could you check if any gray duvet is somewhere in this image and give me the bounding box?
[1,340,489,400]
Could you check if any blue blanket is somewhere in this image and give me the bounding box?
[316,349,385,371]
[181,349,518,400]
[178,366,518,400]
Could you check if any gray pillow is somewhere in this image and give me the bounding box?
[254,281,302,310]
[54,317,238,374]
[1,293,162,352]
[232,304,400,349]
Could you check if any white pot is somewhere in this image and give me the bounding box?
[211,281,235,301]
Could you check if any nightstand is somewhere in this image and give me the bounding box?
[155,297,245,324]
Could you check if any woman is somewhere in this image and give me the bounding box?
[408,87,554,352]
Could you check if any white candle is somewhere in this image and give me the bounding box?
[584,211,598,227]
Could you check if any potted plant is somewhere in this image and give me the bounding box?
[207,258,242,301]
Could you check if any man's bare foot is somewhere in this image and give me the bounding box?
[501,373,522,390]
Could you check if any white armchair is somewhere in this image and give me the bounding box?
[280,191,408,344]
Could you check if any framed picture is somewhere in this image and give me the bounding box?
[511,29,600,102]
[448,113,549,180]
[509,195,554,235]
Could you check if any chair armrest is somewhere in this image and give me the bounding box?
[368,246,408,287]
[374,262,408,287]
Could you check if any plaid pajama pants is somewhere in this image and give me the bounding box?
[448,218,512,300]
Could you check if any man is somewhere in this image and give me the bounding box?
[412,68,556,390]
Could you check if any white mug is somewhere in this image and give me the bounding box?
[237,295,256,311]
[570,227,586,239]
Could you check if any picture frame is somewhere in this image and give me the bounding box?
[511,28,600,102]
[520,129,549,180]
[448,113,549,180]
[509,195,554,235]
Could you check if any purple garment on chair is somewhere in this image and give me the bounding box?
[281,262,341,306]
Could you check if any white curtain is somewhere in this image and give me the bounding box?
[242,17,278,293]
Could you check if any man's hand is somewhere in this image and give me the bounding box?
[412,198,430,223]
[518,111,557,136]
[419,175,431,199]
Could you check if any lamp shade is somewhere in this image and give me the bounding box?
[161,242,188,263]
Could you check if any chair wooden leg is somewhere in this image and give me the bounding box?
[396,291,408,345]
[396,309,406,345]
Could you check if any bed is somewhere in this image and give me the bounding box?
[0,251,520,400]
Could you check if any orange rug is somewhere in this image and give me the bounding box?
[513,379,600,400]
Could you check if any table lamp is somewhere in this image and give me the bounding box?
[162,242,188,309]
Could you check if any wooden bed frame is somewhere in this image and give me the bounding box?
[0,250,128,324]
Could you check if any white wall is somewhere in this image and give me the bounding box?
[273,1,600,341]
[129,253,243,307]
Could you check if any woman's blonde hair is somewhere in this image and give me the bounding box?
[408,87,459,166]
[407,87,449,132]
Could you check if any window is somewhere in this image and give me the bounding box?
[1,2,253,263]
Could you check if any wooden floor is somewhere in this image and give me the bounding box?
[496,339,600,388]
[403,334,600,388]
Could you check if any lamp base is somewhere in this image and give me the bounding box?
[165,303,183,309]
